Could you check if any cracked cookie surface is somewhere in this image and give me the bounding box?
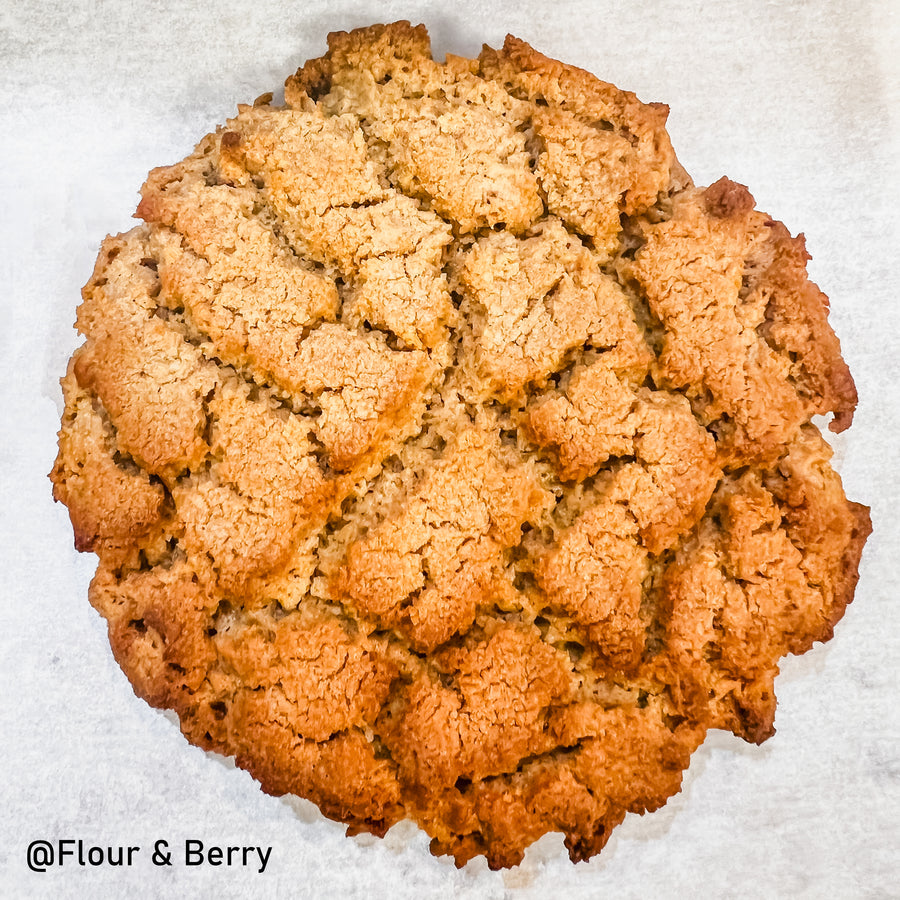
[52,21,870,869]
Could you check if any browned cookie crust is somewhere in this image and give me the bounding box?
[51,22,871,868]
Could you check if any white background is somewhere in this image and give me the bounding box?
[2,1,899,897]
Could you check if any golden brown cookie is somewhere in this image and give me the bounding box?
[51,21,870,869]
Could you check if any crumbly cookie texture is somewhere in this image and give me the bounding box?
[52,22,870,868]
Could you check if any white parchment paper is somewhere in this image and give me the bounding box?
[3,1,898,896]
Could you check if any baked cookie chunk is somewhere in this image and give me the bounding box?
[51,22,870,868]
